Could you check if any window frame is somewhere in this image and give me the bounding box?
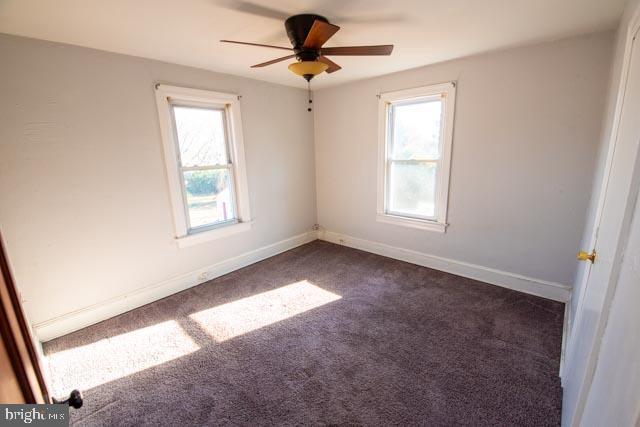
[376,82,456,233]
[155,84,252,247]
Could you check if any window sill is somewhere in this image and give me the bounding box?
[376,213,447,233]
[176,221,252,248]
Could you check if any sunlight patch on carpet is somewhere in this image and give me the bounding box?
[189,280,341,342]
[46,320,200,396]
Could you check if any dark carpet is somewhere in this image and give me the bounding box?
[44,240,564,426]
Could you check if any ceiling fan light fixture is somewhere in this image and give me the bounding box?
[288,61,328,80]
[222,14,394,82]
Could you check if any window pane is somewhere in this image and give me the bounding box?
[173,106,228,167]
[183,169,235,229]
[391,100,442,160]
[388,162,437,218]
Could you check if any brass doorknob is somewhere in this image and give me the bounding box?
[578,250,596,263]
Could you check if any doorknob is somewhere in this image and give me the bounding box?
[53,389,83,409]
[578,250,596,263]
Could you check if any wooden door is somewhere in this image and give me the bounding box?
[0,233,49,403]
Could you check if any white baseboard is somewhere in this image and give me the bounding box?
[36,229,570,342]
[35,231,318,342]
[319,230,570,303]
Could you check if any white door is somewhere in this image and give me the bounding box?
[562,22,640,426]
[580,182,640,425]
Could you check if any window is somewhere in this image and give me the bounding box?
[377,82,456,232]
[155,85,251,247]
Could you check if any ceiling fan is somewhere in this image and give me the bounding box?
[221,14,394,82]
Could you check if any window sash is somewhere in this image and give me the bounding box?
[169,105,239,233]
[170,103,232,168]
[387,98,444,162]
[179,166,239,233]
[385,160,439,221]
[385,99,444,221]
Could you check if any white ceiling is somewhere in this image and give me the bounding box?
[0,0,627,89]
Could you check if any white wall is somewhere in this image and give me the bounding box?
[0,29,617,341]
[314,32,613,287]
[0,34,317,333]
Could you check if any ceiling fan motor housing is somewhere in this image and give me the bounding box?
[285,14,329,61]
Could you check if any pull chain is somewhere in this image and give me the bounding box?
[307,80,313,112]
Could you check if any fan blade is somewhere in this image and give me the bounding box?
[303,20,340,49]
[251,54,296,68]
[220,40,292,51]
[318,56,342,73]
[320,45,394,56]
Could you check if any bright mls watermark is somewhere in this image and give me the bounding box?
[0,405,68,426]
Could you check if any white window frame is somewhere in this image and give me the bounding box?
[155,84,252,247]
[376,82,456,233]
